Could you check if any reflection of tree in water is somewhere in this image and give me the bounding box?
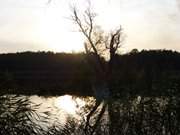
[59,95,180,135]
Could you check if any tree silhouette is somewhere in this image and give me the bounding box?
[71,3,124,134]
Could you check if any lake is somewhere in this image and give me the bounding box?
[1,94,180,135]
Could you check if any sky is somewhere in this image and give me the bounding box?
[0,0,180,53]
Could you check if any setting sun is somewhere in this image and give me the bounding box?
[32,2,86,53]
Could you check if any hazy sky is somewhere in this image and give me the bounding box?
[0,0,180,53]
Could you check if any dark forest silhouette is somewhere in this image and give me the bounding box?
[0,50,180,97]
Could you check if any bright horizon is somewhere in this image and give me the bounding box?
[0,0,180,53]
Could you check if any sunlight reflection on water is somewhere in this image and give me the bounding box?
[54,95,85,115]
[29,95,89,126]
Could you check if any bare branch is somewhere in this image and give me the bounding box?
[86,9,94,38]
[84,43,90,54]
[70,4,124,134]
[71,6,99,55]
[109,26,123,55]
[114,26,123,50]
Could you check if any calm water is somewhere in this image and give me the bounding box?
[1,94,179,134]
[29,95,95,126]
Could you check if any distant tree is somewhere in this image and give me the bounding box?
[70,3,124,134]
[130,48,139,54]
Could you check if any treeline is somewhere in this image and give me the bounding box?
[112,49,180,97]
[0,51,92,95]
[0,50,180,96]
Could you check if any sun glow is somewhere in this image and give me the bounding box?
[54,95,85,114]
[36,4,84,52]
[35,1,123,53]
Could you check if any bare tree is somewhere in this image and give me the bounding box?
[71,3,124,135]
